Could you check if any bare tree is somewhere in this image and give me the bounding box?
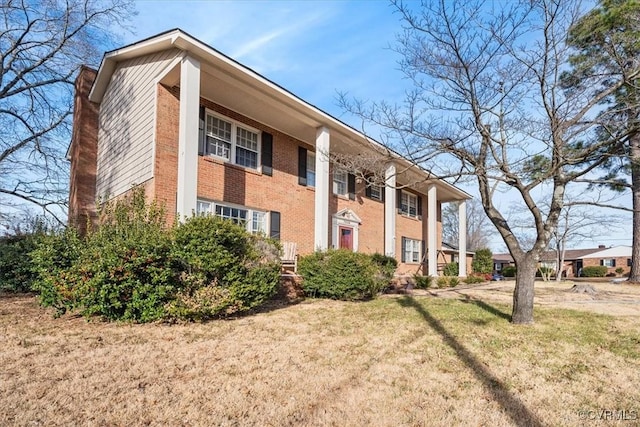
[339,0,631,323]
[550,204,623,281]
[442,199,493,251]
[0,0,135,227]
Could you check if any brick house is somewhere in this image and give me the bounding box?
[493,245,633,277]
[578,246,633,276]
[67,29,471,276]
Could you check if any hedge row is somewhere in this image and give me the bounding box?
[27,188,280,322]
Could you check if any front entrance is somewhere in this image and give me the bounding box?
[332,208,361,252]
[339,226,353,250]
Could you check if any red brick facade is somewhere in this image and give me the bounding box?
[582,257,632,276]
[68,43,464,276]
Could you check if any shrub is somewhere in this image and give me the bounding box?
[581,266,608,277]
[443,262,459,277]
[69,190,178,322]
[371,253,398,280]
[170,215,280,319]
[298,249,385,300]
[30,228,84,315]
[615,267,625,276]
[502,266,517,277]
[436,276,461,288]
[463,274,485,284]
[472,248,493,274]
[414,274,433,289]
[31,188,280,323]
[0,234,40,292]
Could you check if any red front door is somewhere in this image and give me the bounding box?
[339,226,353,250]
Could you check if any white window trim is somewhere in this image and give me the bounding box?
[196,199,268,235]
[401,191,418,218]
[333,169,348,196]
[403,238,421,264]
[204,110,261,170]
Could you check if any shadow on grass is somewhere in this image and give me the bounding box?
[397,297,544,427]
[463,297,512,321]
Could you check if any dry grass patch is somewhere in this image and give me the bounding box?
[1,293,639,426]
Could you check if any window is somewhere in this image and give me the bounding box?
[307,152,316,187]
[205,115,232,160]
[403,238,421,263]
[401,191,418,217]
[602,259,616,267]
[369,185,382,201]
[333,170,347,196]
[204,112,260,170]
[196,201,211,215]
[197,200,267,234]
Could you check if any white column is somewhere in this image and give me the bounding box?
[314,127,330,250]
[458,200,467,277]
[428,184,438,276]
[176,55,201,221]
[384,163,396,257]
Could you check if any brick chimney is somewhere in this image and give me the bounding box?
[68,66,99,235]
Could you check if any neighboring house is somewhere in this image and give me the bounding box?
[493,245,633,277]
[578,246,633,276]
[67,29,472,276]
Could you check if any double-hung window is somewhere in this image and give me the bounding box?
[196,200,267,234]
[205,116,232,160]
[403,238,421,263]
[204,112,260,170]
[601,259,616,267]
[401,191,418,217]
[369,185,382,201]
[333,170,347,196]
[307,152,316,187]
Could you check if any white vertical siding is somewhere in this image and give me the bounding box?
[96,48,180,199]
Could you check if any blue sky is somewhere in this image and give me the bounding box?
[124,1,407,120]
[120,0,633,251]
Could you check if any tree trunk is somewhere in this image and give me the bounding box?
[629,133,640,283]
[511,259,536,324]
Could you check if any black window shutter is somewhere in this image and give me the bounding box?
[612,259,616,267]
[365,184,372,198]
[298,147,307,186]
[397,189,402,212]
[198,106,205,155]
[270,211,281,240]
[381,186,385,202]
[348,174,356,200]
[417,195,423,216]
[261,132,273,176]
[600,259,604,266]
[401,237,406,263]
